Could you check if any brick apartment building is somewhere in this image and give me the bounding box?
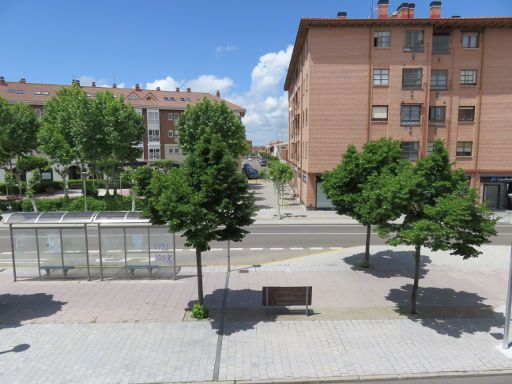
[0,78,245,180]
[285,1,512,210]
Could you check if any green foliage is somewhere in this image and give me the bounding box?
[65,197,108,212]
[18,195,143,212]
[16,156,49,174]
[0,98,39,167]
[3,172,16,195]
[191,304,209,319]
[178,98,247,158]
[268,160,293,184]
[150,160,178,172]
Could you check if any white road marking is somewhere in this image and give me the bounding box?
[249,247,263,251]
[329,247,343,250]
[290,247,304,250]
[210,248,223,251]
[309,247,324,250]
[270,247,284,250]
[230,248,243,251]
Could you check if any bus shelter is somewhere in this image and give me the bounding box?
[4,211,177,281]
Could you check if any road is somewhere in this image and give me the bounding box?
[1,224,511,267]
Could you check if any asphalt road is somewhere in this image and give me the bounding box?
[1,224,511,267]
[351,374,512,384]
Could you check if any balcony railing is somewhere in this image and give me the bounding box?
[148,134,160,142]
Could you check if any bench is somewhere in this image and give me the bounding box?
[40,265,75,278]
[262,286,312,316]
[125,265,160,277]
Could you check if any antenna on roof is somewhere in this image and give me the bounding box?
[371,0,374,18]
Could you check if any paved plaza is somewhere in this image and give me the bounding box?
[1,244,512,383]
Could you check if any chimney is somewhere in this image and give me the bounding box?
[20,78,26,84]
[429,1,442,18]
[113,83,117,88]
[336,11,347,19]
[0,76,5,85]
[92,81,96,87]
[135,83,140,91]
[176,87,180,92]
[408,3,415,18]
[396,3,409,19]
[377,0,389,19]
[74,79,81,86]
[187,87,191,93]
[156,86,160,91]
[216,90,220,98]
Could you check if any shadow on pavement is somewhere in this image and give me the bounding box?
[344,250,431,279]
[386,284,504,338]
[0,343,30,355]
[0,293,66,328]
[188,288,312,336]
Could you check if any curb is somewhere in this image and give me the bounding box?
[148,368,512,383]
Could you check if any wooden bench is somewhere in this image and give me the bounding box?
[262,286,312,316]
[125,265,160,277]
[40,265,75,278]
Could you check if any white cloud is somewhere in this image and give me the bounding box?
[143,45,293,145]
[215,45,238,54]
[77,75,126,89]
[146,76,182,91]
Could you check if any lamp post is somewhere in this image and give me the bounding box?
[503,193,512,349]
[82,170,88,211]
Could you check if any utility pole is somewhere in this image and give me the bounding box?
[371,0,375,19]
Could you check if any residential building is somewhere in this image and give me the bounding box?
[0,78,245,180]
[285,1,512,210]
[266,140,289,162]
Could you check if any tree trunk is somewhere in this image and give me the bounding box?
[410,245,421,314]
[363,224,371,268]
[31,198,38,212]
[131,190,136,212]
[63,173,69,199]
[195,247,204,305]
[276,182,281,220]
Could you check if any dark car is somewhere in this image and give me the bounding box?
[243,163,259,179]
[258,158,267,166]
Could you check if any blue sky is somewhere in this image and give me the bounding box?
[1,0,511,144]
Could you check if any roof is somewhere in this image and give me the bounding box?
[3,211,150,225]
[284,16,512,90]
[0,80,245,115]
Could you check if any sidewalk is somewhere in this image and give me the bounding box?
[250,180,512,225]
[1,245,512,383]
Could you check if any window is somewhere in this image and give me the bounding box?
[374,31,391,48]
[128,93,140,100]
[167,112,180,122]
[456,141,473,157]
[401,104,421,126]
[458,106,475,122]
[148,129,160,142]
[460,70,477,85]
[147,110,159,125]
[430,70,448,90]
[432,33,450,54]
[373,68,389,86]
[168,130,174,137]
[148,147,160,160]
[404,30,424,51]
[426,142,435,155]
[35,109,43,120]
[372,106,388,122]
[462,32,478,48]
[401,142,419,161]
[429,106,446,125]
[402,68,423,89]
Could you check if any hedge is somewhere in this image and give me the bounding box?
[16,195,144,213]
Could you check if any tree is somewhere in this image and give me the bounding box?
[123,165,154,211]
[268,160,294,219]
[367,141,497,314]
[322,138,403,267]
[0,99,39,195]
[16,155,49,175]
[143,129,256,309]
[26,169,41,212]
[39,84,89,198]
[178,98,248,158]
[85,91,145,196]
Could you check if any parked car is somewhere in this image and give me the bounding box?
[258,158,267,166]
[243,163,259,179]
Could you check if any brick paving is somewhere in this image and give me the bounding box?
[0,245,512,383]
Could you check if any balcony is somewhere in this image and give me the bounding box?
[148,134,160,143]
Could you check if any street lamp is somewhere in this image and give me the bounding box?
[503,192,512,349]
[81,170,88,211]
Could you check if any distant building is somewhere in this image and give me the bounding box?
[285,1,512,209]
[266,140,289,161]
[0,78,245,180]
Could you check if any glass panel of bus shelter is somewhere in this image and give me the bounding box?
[149,226,175,278]
[99,227,125,279]
[125,227,150,278]
[37,228,65,279]
[61,228,88,279]
[12,228,39,279]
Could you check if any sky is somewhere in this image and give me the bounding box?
[1,1,511,145]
